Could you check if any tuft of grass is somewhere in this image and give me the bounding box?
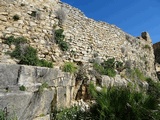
[63,62,77,73]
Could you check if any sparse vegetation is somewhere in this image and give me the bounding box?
[19,85,26,91]
[3,36,53,68]
[63,62,77,73]
[38,82,49,93]
[55,29,69,51]
[125,68,146,81]
[93,58,117,77]
[13,14,20,21]
[143,44,151,50]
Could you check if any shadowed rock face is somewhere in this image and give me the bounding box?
[153,42,160,64]
[153,42,160,80]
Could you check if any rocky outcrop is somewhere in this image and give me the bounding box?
[0,63,74,120]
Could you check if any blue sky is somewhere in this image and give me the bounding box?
[61,0,160,44]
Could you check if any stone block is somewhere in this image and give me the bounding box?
[0,63,20,87]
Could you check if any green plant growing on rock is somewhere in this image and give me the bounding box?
[125,68,146,81]
[3,36,27,46]
[93,58,116,77]
[13,14,20,21]
[55,29,69,51]
[63,62,77,73]
[19,85,26,91]
[3,36,53,68]
[143,44,151,50]
[38,82,49,93]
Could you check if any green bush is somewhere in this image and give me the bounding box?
[3,36,27,46]
[19,85,26,91]
[55,29,69,51]
[59,40,69,51]
[13,14,20,21]
[63,62,77,73]
[18,46,39,66]
[89,83,159,120]
[4,36,53,68]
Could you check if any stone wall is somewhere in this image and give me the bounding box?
[0,0,157,80]
[0,0,158,119]
[0,63,74,120]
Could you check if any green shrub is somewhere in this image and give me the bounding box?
[55,29,69,51]
[63,62,77,73]
[59,40,69,51]
[3,36,27,46]
[13,14,20,21]
[18,46,39,66]
[4,36,53,68]
[3,36,15,45]
[89,83,159,120]
[19,85,26,91]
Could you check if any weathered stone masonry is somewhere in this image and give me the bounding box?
[0,0,158,119]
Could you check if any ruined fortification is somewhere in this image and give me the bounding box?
[0,0,158,119]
